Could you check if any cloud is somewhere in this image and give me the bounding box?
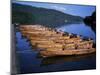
[51,5,66,11]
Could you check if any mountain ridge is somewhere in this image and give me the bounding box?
[12,3,83,28]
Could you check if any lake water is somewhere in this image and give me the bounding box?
[57,23,96,42]
[15,23,96,74]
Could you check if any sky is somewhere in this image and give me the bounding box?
[12,1,96,18]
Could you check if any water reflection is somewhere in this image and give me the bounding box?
[56,23,96,42]
[40,53,96,66]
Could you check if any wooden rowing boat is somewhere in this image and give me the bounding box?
[39,48,96,57]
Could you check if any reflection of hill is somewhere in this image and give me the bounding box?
[40,53,96,66]
[84,11,96,33]
[12,3,83,28]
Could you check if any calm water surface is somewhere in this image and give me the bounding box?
[57,23,96,42]
[16,23,96,74]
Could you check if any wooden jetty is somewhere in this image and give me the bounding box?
[19,25,96,57]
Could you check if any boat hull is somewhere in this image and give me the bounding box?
[39,48,96,57]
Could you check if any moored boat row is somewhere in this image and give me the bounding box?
[19,25,96,57]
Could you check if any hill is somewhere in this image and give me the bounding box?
[12,3,83,28]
